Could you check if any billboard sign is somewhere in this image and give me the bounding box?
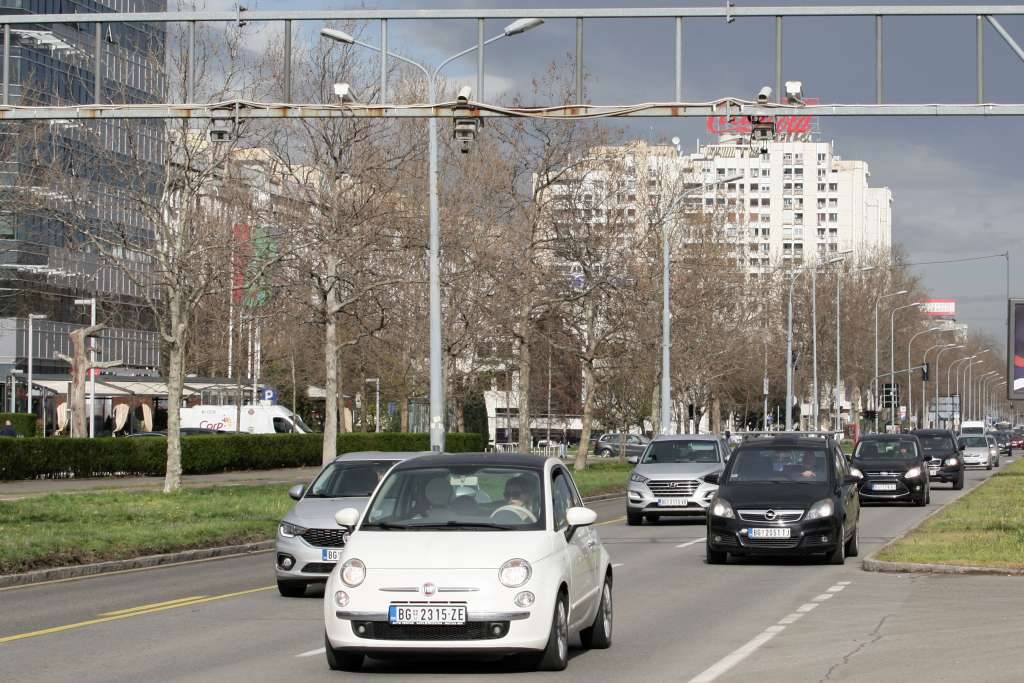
[1010,300,1024,400]
[706,98,819,142]
[922,299,956,317]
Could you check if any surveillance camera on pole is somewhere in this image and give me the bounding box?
[208,107,237,143]
[452,85,480,154]
[785,80,804,105]
[757,86,773,104]
[333,82,358,104]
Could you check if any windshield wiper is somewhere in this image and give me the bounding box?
[360,521,410,530]
[405,521,517,531]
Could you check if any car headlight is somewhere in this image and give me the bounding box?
[279,521,307,538]
[340,558,366,587]
[630,472,649,484]
[904,467,922,479]
[805,499,834,520]
[499,558,532,588]
[945,458,959,466]
[710,498,735,519]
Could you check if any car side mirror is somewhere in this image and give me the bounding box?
[288,484,305,501]
[566,507,598,528]
[335,507,361,528]
[626,455,638,465]
[703,471,721,485]
[959,444,966,451]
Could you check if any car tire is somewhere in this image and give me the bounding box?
[597,448,612,458]
[706,540,728,565]
[535,593,570,671]
[828,524,847,565]
[626,510,643,526]
[914,492,927,507]
[953,474,965,490]
[987,460,993,471]
[845,522,859,558]
[579,575,613,649]
[277,580,307,597]
[324,633,363,672]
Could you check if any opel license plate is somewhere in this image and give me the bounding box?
[659,497,687,507]
[389,604,467,625]
[748,527,791,539]
[872,483,898,491]
[321,549,342,561]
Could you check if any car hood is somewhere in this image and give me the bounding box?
[634,462,723,479]
[852,458,919,472]
[283,497,371,528]
[343,530,555,569]
[718,482,832,508]
[960,447,990,456]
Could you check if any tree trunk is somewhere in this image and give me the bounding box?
[711,396,721,433]
[455,396,466,432]
[650,380,660,435]
[517,334,531,449]
[322,313,339,465]
[163,338,185,493]
[399,392,409,432]
[68,330,89,438]
[574,359,596,471]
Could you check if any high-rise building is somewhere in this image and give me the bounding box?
[0,2,167,410]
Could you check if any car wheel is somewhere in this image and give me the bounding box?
[277,580,307,597]
[536,593,569,671]
[626,510,643,526]
[914,492,927,507]
[845,522,859,558]
[580,575,613,649]
[324,633,363,672]
[987,460,993,471]
[597,448,612,458]
[706,539,728,565]
[953,473,965,490]
[828,524,846,565]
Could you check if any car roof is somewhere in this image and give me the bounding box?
[859,434,919,441]
[911,429,953,435]
[391,452,548,471]
[737,435,836,449]
[332,450,431,463]
[651,433,720,443]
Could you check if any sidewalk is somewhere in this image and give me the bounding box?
[0,466,320,501]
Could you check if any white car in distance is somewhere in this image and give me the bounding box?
[323,453,613,672]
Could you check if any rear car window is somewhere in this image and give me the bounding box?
[641,441,721,464]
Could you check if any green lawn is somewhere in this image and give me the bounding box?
[0,462,631,575]
[876,459,1024,569]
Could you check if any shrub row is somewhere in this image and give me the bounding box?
[0,432,486,481]
[0,413,37,438]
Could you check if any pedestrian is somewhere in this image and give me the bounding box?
[0,419,17,437]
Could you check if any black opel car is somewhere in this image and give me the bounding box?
[705,434,861,565]
[911,429,965,490]
[851,434,930,506]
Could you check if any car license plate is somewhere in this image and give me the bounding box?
[388,604,467,626]
[321,549,342,561]
[659,497,687,507]
[928,467,939,475]
[872,483,898,491]
[748,527,791,539]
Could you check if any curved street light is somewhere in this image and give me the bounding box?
[873,289,908,431]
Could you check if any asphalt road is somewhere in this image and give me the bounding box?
[3,462,1023,683]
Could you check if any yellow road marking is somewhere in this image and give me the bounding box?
[98,595,207,617]
[0,585,274,645]
[596,516,625,526]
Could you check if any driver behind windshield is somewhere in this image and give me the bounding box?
[491,476,539,523]
[795,452,823,480]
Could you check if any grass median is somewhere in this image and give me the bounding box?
[876,458,1024,569]
[0,461,630,575]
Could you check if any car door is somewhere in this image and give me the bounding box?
[552,467,595,625]
[834,447,859,535]
[626,435,645,458]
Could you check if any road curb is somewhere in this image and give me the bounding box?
[0,541,275,589]
[0,491,627,588]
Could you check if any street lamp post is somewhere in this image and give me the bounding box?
[365,378,381,433]
[966,349,990,421]
[27,314,47,419]
[923,343,955,427]
[948,355,974,429]
[978,372,998,421]
[889,302,922,430]
[785,267,808,431]
[74,297,97,438]
[660,174,742,434]
[321,19,544,452]
[905,326,946,429]
[834,263,874,432]
[933,344,961,428]
[874,290,908,432]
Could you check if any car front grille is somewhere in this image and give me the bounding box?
[300,562,336,574]
[300,528,348,548]
[737,509,804,523]
[863,470,904,478]
[353,621,508,641]
[740,537,800,549]
[647,479,700,496]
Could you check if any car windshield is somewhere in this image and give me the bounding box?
[854,440,918,459]
[305,460,397,498]
[918,435,955,452]
[959,436,988,448]
[726,447,831,483]
[362,466,546,531]
[641,440,720,464]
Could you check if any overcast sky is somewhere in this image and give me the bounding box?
[197,0,1024,349]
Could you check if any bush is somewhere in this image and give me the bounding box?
[0,431,486,481]
[0,413,37,438]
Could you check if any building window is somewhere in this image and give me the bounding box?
[817,212,827,224]
[817,198,826,209]
[828,213,838,222]
[818,183,826,192]
[828,198,838,208]
[817,152,827,163]
[751,168,760,178]
[828,183,838,191]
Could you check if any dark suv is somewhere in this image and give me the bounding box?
[705,434,862,565]
[911,429,965,489]
[851,434,930,506]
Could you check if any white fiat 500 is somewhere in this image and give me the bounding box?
[323,453,613,672]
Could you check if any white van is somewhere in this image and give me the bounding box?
[180,405,314,434]
[959,420,985,436]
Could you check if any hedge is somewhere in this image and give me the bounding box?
[0,432,486,481]
[0,413,37,438]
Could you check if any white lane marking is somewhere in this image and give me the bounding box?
[827,585,846,593]
[812,593,834,602]
[612,563,625,568]
[796,602,819,613]
[296,647,326,658]
[777,613,804,625]
[837,581,852,586]
[676,537,707,549]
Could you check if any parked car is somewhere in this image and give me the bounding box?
[705,433,862,565]
[275,451,426,597]
[125,428,225,437]
[591,433,649,458]
[323,453,613,672]
[958,435,994,470]
[625,434,728,525]
[912,429,965,489]
[850,434,930,506]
